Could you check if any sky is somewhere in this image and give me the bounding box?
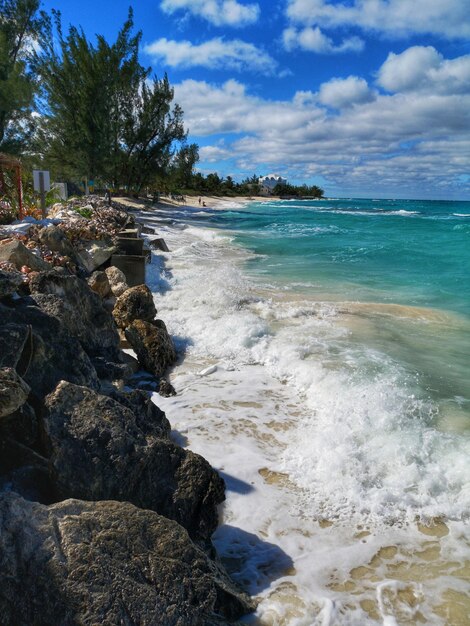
[40,0,470,200]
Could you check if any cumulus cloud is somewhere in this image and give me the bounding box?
[377,46,470,94]
[283,26,364,54]
[144,37,277,74]
[319,76,375,108]
[160,0,259,27]
[285,0,470,39]
[174,47,470,197]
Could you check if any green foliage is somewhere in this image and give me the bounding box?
[34,10,186,191]
[0,0,44,153]
[73,206,93,218]
[272,182,324,198]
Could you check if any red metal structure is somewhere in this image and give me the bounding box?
[0,153,23,219]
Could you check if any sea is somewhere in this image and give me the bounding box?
[140,197,470,626]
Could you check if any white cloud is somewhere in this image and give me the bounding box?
[319,76,375,108]
[174,47,470,198]
[144,37,276,74]
[285,0,470,39]
[160,0,259,27]
[283,26,364,54]
[377,46,470,94]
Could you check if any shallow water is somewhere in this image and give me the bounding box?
[141,198,470,625]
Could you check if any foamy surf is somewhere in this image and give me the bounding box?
[138,205,470,626]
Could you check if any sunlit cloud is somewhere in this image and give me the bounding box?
[144,37,277,74]
[283,26,364,54]
[174,46,470,197]
[285,0,470,39]
[160,0,260,27]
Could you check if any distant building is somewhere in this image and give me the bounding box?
[259,174,287,195]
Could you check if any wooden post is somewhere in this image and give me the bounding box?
[16,164,23,220]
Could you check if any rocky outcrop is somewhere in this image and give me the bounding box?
[0,269,23,298]
[159,378,177,397]
[105,265,129,296]
[28,271,120,361]
[125,319,177,377]
[0,303,99,397]
[112,283,157,329]
[0,323,33,376]
[37,225,76,259]
[0,493,254,626]
[0,240,51,271]
[0,368,30,418]
[76,239,117,272]
[44,382,225,543]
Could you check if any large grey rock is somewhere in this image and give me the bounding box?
[105,264,129,296]
[0,493,254,626]
[0,240,51,271]
[125,319,177,377]
[38,225,76,258]
[0,368,30,418]
[112,283,157,329]
[0,323,33,376]
[0,303,99,397]
[0,269,23,298]
[109,388,171,440]
[44,381,225,543]
[29,271,120,360]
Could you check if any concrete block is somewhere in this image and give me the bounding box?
[116,237,144,256]
[110,254,146,287]
[150,238,170,252]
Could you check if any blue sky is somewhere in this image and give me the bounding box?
[40,0,470,199]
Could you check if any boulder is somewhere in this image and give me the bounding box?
[0,493,255,626]
[0,269,23,298]
[44,381,224,542]
[105,265,129,297]
[38,225,76,258]
[112,284,157,329]
[0,303,99,397]
[75,240,117,272]
[0,401,38,447]
[0,368,30,418]
[109,388,171,440]
[159,379,177,397]
[87,270,111,298]
[29,271,120,361]
[0,323,33,376]
[0,240,51,271]
[125,319,177,377]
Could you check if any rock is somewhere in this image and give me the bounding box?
[38,225,76,258]
[0,240,51,272]
[109,388,171,440]
[29,271,120,361]
[0,402,38,447]
[90,356,133,381]
[125,319,177,377]
[87,270,111,298]
[159,379,177,397]
[0,269,23,298]
[112,284,157,329]
[0,493,255,625]
[105,265,129,297]
[44,381,224,542]
[150,237,170,252]
[75,240,117,272]
[0,303,99,397]
[0,368,30,418]
[0,323,33,376]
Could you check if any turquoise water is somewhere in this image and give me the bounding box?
[208,198,470,422]
[145,197,470,624]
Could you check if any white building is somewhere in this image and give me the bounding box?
[259,174,287,194]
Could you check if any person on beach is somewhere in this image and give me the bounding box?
[198,197,201,205]
[104,189,111,205]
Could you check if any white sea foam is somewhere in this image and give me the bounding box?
[142,216,470,625]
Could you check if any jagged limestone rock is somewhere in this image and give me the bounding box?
[125,319,177,377]
[112,284,157,329]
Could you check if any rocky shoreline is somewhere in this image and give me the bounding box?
[0,196,255,624]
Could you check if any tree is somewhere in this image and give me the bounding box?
[169,142,199,189]
[0,0,44,153]
[35,10,187,190]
